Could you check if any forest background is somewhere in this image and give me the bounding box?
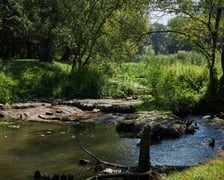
[1,0,224,115]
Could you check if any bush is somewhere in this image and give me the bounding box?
[0,72,15,103]
[127,53,209,112]
[61,67,107,98]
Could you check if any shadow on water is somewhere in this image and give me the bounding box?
[0,116,223,179]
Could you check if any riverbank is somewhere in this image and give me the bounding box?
[0,99,224,179]
[162,152,224,180]
[0,98,197,144]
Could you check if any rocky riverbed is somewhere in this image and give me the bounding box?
[0,98,198,144]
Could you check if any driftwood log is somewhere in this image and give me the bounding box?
[79,145,129,171]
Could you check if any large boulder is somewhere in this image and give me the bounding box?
[116,111,196,143]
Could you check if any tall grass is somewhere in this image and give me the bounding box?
[111,51,210,112]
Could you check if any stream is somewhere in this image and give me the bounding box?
[0,116,223,179]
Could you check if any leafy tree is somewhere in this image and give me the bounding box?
[22,0,60,62]
[150,0,224,96]
[58,0,150,72]
[149,23,168,54]
[0,0,29,59]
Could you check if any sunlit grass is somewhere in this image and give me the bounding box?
[53,61,71,72]
[162,153,224,180]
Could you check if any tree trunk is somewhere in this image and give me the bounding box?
[221,45,224,79]
[218,44,224,96]
[207,4,222,96]
[26,41,33,59]
[60,47,72,61]
[208,62,218,96]
[39,38,53,62]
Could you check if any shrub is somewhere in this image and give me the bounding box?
[0,72,15,103]
[61,67,107,98]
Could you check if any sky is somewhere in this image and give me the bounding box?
[149,11,176,25]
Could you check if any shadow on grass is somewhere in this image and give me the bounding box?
[0,59,107,100]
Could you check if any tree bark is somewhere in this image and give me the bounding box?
[60,47,72,61]
[221,45,224,79]
[39,38,53,62]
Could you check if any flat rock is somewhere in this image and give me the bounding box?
[0,103,83,122]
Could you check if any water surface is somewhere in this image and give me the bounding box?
[0,117,223,179]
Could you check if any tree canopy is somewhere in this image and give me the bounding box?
[149,0,224,96]
[0,0,150,71]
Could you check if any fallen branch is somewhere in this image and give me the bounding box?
[79,145,129,169]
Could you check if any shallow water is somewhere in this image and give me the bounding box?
[0,116,223,179]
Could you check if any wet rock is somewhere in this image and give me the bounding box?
[0,104,84,122]
[0,112,5,118]
[103,104,135,113]
[203,115,213,120]
[216,112,224,119]
[11,103,49,109]
[116,121,139,134]
[0,104,4,110]
[116,111,197,143]
[61,116,71,121]
[45,112,53,115]
[92,108,100,113]
[62,99,141,113]
[34,170,41,179]
[209,138,215,147]
[79,159,90,165]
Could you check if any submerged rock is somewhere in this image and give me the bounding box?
[79,159,91,165]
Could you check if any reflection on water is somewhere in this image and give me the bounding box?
[0,117,224,179]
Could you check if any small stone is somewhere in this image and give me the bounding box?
[61,117,70,121]
[126,97,133,100]
[92,108,100,113]
[0,104,4,109]
[79,159,90,165]
[45,112,53,115]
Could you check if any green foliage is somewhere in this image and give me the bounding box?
[162,153,224,180]
[0,51,213,113]
[0,60,108,102]
[1,60,64,97]
[0,72,15,103]
[61,67,107,98]
[142,55,208,112]
[109,52,209,112]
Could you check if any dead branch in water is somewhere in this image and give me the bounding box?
[79,145,130,169]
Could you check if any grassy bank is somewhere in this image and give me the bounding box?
[0,59,107,102]
[0,52,217,113]
[110,52,210,113]
[162,153,224,180]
